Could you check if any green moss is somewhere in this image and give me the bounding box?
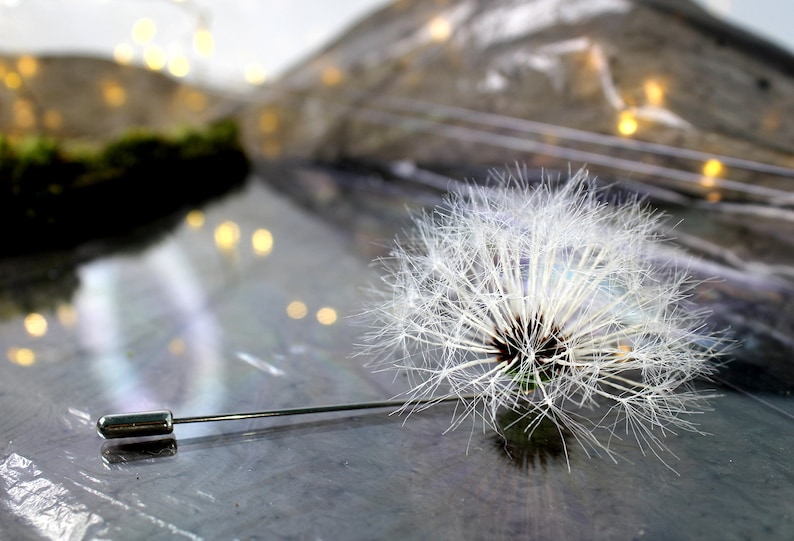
[0,119,249,256]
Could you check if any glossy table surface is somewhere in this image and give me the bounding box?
[0,171,792,540]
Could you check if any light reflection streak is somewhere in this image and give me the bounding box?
[236,351,285,376]
[76,241,223,434]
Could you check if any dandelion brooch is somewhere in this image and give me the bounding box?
[362,168,726,465]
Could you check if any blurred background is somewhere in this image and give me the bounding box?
[1,0,792,90]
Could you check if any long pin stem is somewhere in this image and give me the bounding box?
[97,395,467,440]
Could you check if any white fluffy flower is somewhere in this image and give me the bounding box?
[362,167,724,466]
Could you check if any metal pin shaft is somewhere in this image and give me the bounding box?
[96,395,465,440]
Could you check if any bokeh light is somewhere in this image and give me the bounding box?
[244,62,267,85]
[321,66,343,86]
[252,229,274,256]
[57,304,78,327]
[214,221,240,250]
[4,72,21,89]
[7,347,36,367]
[17,55,38,77]
[702,159,724,178]
[168,55,191,78]
[24,313,48,337]
[617,111,638,136]
[643,80,664,106]
[101,80,127,107]
[286,301,308,320]
[168,337,187,356]
[186,210,205,229]
[316,307,338,325]
[113,43,134,65]
[193,28,215,57]
[428,16,452,42]
[132,18,157,45]
[143,45,166,71]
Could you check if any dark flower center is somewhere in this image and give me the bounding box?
[490,314,569,391]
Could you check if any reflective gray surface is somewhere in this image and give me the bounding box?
[1,174,792,540]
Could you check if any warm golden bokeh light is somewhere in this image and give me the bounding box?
[705,191,722,203]
[132,18,157,45]
[252,229,274,256]
[8,347,36,367]
[4,72,22,89]
[700,176,717,188]
[617,111,638,136]
[244,62,267,85]
[17,55,38,77]
[143,45,166,71]
[316,307,338,326]
[43,109,64,130]
[260,140,282,159]
[185,210,205,229]
[184,90,208,111]
[14,101,35,128]
[258,110,279,134]
[643,80,664,106]
[167,55,191,78]
[24,313,48,337]
[214,221,240,250]
[615,343,633,360]
[168,337,186,356]
[702,159,723,178]
[193,28,215,57]
[57,304,77,327]
[287,301,308,320]
[113,43,134,65]
[321,66,343,86]
[101,81,127,107]
[428,16,453,42]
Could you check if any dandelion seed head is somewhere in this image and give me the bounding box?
[361,167,727,467]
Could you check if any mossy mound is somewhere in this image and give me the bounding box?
[0,119,249,256]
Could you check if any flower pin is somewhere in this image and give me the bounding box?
[362,167,726,467]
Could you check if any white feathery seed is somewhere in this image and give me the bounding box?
[361,167,725,467]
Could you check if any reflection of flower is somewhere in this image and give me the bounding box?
[362,168,725,467]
